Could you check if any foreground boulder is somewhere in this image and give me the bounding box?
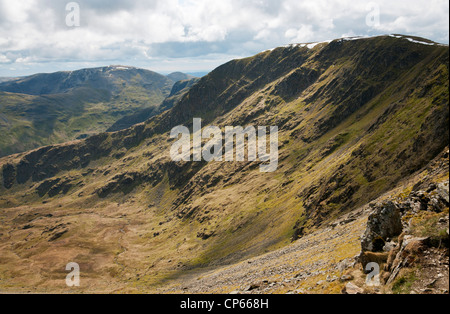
[361,201,403,252]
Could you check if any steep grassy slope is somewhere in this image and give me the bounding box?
[160,148,449,295]
[0,35,448,293]
[107,77,200,132]
[0,66,175,157]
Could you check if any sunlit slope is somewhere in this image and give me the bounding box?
[0,35,448,293]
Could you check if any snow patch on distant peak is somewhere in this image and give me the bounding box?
[389,34,447,46]
[263,34,447,54]
[305,40,333,49]
[109,65,134,71]
[264,40,332,53]
[406,38,435,46]
[341,35,370,41]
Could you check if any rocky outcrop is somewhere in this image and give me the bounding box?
[343,282,364,294]
[361,201,403,252]
[95,167,166,198]
[36,176,79,197]
[384,236,430,284]
[358,173,449,292]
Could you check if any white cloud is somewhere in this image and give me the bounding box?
[0,54,10,63]
[285,25,316,43]
[0,0,448,76]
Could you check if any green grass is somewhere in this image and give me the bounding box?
[392,271,418,294]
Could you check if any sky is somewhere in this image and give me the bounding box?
[0,0,448,77]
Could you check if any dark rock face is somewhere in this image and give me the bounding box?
[36,176,76,197]
[361,201,403,252]
[168,78,200,97]
[273,67,319,101]
[96,172,142,198]
[95,164,166,198]
[2,163,15,189]
[37,178,61,197]
[48,229,69,242]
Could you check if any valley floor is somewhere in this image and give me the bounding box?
[159,208,368,294]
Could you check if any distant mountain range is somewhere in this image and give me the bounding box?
[166,72,197,82]
[0,66,198,157]
[0,77,19,83]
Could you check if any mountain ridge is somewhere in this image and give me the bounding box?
[0,65,168,95]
